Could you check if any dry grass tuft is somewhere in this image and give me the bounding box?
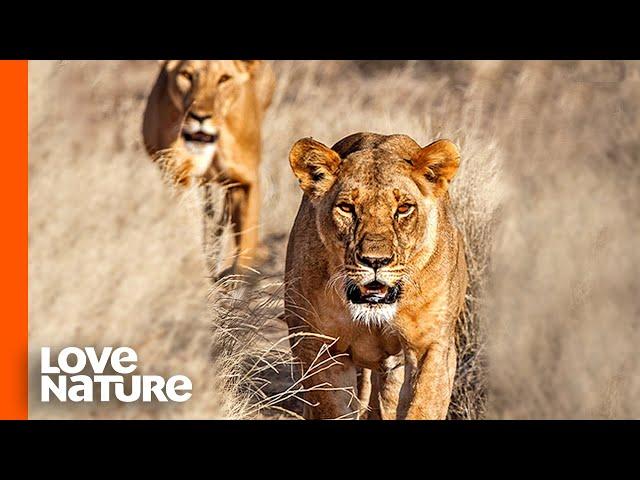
[447,141,503,418]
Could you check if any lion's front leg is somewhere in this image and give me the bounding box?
[291,338,359,420]
[366,354,405,420]
[356,368,373,419]
[201,184,233,280]
[235,179,263,270]
[400,342,457,420]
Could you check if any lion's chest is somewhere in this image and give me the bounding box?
[310,298,402,371]
[338,324,402,371]
[349,336,402,371]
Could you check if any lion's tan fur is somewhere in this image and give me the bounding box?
[285,132,468,419]
[142,60,275,274]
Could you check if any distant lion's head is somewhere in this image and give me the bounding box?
[289,133,460,325]
[145,60,266,178]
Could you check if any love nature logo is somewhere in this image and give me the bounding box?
[40,347,192,403]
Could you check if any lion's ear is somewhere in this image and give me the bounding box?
[411,139,460,196]
[289,138,342,197]
[235,60,262,73]
[163,60,180,72]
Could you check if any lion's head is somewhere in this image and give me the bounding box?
[164,60,263,175]
[144,60,271,179]
[289,133,460,325]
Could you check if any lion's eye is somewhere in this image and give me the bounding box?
[396,204,414,217]
[218,74,232,84]
[336,203,355,214]
[179,70,193,82]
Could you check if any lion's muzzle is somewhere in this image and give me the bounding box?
[181,113,220,176]
[346,280,402,305]
[182,113,220,145]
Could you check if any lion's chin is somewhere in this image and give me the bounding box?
[347,302,397,328]
[183,141,216,176]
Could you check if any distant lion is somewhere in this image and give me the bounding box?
[284,132,468,419]
[142,60,275,276]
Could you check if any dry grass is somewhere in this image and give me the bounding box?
[29,60,640,419]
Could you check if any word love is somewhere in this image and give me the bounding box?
[41,347,192,403]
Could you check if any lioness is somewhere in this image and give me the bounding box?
[142,60,275,275]
[284,132,468,419]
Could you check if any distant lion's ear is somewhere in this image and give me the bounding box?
[411,139,460,196]
[163,60,180,72]
[235,60,262,73]
[234,60,263,81]
[289,138,342,198]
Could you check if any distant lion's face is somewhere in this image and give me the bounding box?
[289,135,460,326]
[162,60,252,175]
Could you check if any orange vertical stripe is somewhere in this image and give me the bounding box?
[0,60,28,419]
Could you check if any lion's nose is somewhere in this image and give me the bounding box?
[356,253,394,270]
[188,112,212,123]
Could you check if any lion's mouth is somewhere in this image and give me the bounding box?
[182,130,219,144]
[346,280,402,305]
